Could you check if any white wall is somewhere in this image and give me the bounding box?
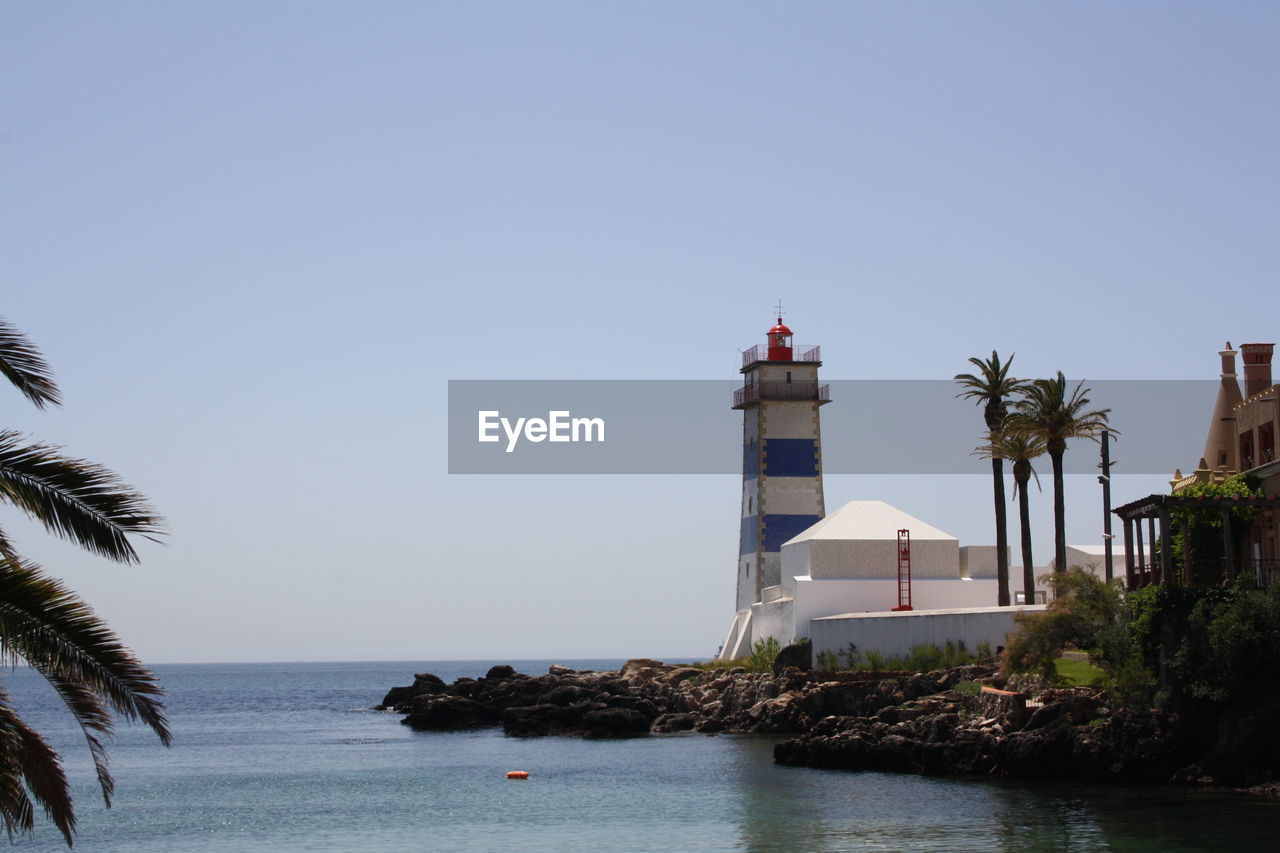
[805,537,961,579]
[781,540,812,588]
[790,575,999,638]
[959,545,1007,578]
[809,605,1047,663]
[751,595,795,647]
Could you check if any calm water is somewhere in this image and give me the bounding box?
[4,660,1277,851]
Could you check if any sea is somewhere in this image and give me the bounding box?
[4,660,1277,852]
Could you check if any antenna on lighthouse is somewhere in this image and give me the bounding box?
[773,299,785,321]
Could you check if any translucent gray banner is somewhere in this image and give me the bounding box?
[448,380,1217,475]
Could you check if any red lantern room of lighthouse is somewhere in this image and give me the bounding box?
[766,318,794,362]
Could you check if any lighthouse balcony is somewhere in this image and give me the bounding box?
[732,381,830,408]
[741,344,821,369]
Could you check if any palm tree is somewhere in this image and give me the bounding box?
[955,352,1026,606]
[1006,371,1113,575]
[0,317,169,845]
[976,431,1045,604]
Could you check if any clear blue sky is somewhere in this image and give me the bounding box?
[3,2,1276,662]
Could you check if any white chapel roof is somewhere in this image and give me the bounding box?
[783,500,958,546]
[1065,545,1109,557]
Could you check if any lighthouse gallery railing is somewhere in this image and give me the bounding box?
[741,344,821,368]
[732,381,830,407]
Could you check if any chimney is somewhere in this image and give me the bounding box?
[1220,342,1237,379]
[1201,343,1243,472]
[1240,343,1275,397]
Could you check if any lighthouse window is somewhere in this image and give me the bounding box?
[748,497,753,513]
[786,371,792,384]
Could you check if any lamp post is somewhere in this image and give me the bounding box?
[1099,431,1115,582]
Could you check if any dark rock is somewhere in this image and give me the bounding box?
[875,706,900,725]
[620,658,666,677]
[378,673,447,710]
[582,707,651,738]
[546,685,589,706]
[977,686,1027,729]
[773,639,812,674]
[502,702,595,737]
[602,694,662,720]
[486,665,517,680]
[652,713,697,732]
[451,679,484,699]
[403,696,496,730]
[665,667,702,685]
[1191,700,1280,786]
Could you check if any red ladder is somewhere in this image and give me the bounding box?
[892,528,913,611]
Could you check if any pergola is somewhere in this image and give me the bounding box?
[1112,494,1280,590]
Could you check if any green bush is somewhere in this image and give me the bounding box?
[1003,567,1124,683]
[812,641,982,674]
[1004,565,1280,710]
[745,637,782,673]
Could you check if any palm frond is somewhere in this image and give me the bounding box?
[975,429,1046,496]
[0,431,164,563]
[0,683,75,845]
[0,555,170,817]
[1007,372,1116,447]
[0,556,170,741]
[0,721,37,842]
[973,430,1047,461]
[0,319,60,410]
[955,351,1031,435]
[954,351,1025,401]
[0,524,18,563]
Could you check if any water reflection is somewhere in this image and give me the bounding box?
[724,735,1279,852]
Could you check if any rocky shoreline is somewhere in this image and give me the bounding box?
[377,657,1279,790]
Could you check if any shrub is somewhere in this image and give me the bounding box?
[1005,564,1280,710]
[745,637,782,673]
[1003,567,1124,682]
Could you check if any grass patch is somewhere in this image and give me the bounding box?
[689,637,783,673]
[821,640,983,674]
[1054,657,1105,687]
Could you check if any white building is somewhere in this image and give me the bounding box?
[730,500,1039,659]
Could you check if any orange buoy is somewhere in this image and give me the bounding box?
[505,770,529,779]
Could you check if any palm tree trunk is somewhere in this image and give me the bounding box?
[991,457,1010,606]
[1017,475,1035,602]
[1051,449,1066,573]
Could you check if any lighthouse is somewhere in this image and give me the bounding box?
[720,316,829,657]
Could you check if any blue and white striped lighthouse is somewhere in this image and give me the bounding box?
[731,317,829,615]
